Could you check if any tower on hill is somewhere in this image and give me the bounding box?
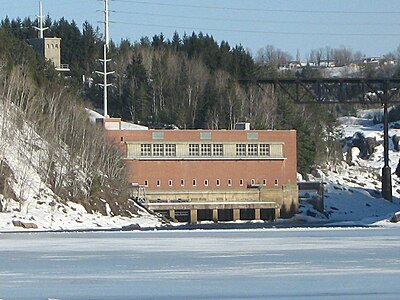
[29,1,70,72]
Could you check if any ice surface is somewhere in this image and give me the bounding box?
[0,228,399,299]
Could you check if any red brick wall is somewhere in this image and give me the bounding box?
[106,128,297,191]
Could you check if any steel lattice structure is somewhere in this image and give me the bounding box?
[239,77,400,200]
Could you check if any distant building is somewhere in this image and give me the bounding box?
[102,118,299,224]
[29,37,70,72]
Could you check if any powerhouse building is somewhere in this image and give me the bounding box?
[102,118,298,224]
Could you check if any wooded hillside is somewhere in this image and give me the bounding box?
[1,16,359,174]
[0,27,135,216]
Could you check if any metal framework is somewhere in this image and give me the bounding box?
[239,77,400,201]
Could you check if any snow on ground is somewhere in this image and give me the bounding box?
[298,106,400,227]
[0,107,161,232]
[2,104,400,232]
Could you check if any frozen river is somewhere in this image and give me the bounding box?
[1,227,400,300]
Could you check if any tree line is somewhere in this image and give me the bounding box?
[4,16,383,175]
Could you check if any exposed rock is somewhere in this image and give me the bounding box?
[347,133,379,160]
[121,223,141,231]
[12,220,38,229]
[12,220,22,227]
[395,159,400,178]
[392,135,400,151]
[21,222,38,229]
[390,212,400,223]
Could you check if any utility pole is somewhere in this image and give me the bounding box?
[33,0,48,38]
[96,0,113,118]
[382,85,393,200]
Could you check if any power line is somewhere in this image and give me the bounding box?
[111,20,400,37]
[112,0,400,15]
[112,10,400,27]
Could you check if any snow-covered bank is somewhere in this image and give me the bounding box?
[298,107,400,227]
[0,105,162,232]
[2,104,400,231]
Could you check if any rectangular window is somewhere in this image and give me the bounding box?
[213,144,223,156]
[192,179,197,187]
[141,144,152,156]
[228,179,232,186]
[216,179,220,187]
[263,179,267,186]
[247,144,258,156]
[201,144,212,156]
[189,144,199,156]
[239,179,244,186]
[152,132,164,140]
[168,180,173,187]
[204,179,209,187]
[236,144,246,156]
[275,179,279,186]
[247,132,259,140]
[165,144,176,157]
[181,179,185,187]
[144,180,149,187]
[153,144,164,156]
[260,144,270,156]
[200,132,212,140]
[156,180,161,187]
[251,179,256,185]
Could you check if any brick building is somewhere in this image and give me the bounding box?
[102,118,298,223]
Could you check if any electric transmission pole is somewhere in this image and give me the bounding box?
[33,0,48,38]
[96,0,114,118]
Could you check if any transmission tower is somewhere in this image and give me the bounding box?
[33,0,48,38]
[96,0,114,117]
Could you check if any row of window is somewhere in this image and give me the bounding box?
[140,143,270,157]
[46,43,59,49]
[143,178,279,188]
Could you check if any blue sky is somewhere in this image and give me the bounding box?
[2,0,400,59]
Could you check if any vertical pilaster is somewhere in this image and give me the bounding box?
[190,209,198,224]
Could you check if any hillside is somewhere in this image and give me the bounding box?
[0,95,162,231]
[298,107,400,226]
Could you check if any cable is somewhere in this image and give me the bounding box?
[112,10,400,27]
[112,0,400,15]
[111,20,400,37]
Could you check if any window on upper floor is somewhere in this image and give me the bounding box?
[153,144,164,156]
[141,144,152,156]
[201,144,212,156]
[247,144,258,156]
[213,144,223,156]
[189,144,199,156]
[260,144,270,156]
[236,144,246,156]
[165,144,176,156]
